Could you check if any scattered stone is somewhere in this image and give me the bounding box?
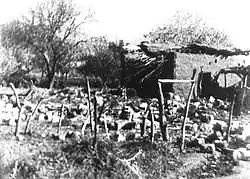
[38,113,46,121]
[214,99,224,106]
[209,96,215,103]
[207,103,213,109]
[16,134,25,141]
[9,95,16,105]
[5,103,13,110]
[74,131,82,139]
[77,90,85,98]
[214,140,227,150]
[38,104,47,113]
[96,96,104,106]
[246,144,250,150]
[51,133,60,140]
[9,118,16,126]
[116,132,126,142]
[210,119,227,133]
[140,102,148,109]
[45,111,54,122]
[193,102,201,109]
[239,124,250,141]
[126,131,135,141]
[52,115,60,123]
[192,123,199,133]
[174,95,181,102]
[245,136,250,144]
[202,143,216,153]
[233,147,250,161]
[0,100,5,109]
[21,114,27,121]
[199,105,208,110]
[2,95,8,102]
[24,104,33,112]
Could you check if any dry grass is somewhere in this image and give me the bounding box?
[0,119,238,179]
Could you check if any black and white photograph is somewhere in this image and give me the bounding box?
[0,0,250,178]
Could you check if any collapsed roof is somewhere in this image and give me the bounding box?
[122,42,250,98]
[125,41,250,58]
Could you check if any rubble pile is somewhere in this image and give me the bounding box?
[1,86,250,161]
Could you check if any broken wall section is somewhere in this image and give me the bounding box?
[123,45,177,98]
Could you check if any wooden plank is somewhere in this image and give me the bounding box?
[158,79,195,83]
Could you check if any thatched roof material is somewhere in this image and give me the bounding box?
[174,44,250,58]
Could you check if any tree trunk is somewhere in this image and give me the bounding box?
[47,72,55,89]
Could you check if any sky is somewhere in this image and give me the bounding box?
[0,0,250,49]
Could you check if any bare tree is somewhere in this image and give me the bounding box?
[0,0,93,88]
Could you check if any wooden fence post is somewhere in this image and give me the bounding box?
[150,106,155,143]
[87,77,93,133]
[25,95,45,134]
[226,92,237,142]
[180,69,196,153]
[158,82,168,141]
[9,83,22,136]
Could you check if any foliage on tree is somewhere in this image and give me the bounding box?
[77,36,122,86]
[145,11,233,48]
[0,0,92,88]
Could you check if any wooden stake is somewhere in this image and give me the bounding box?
[25,95,45,133]
[150,106,155,144]
[226,92,236,142]
[24,89,34,101]
[224,72,227,88]
[158,82,168,141]
[86,77,93,133]
[241,75,248,109]
[140,116,146,137]
[57,104,64,134]
[9,83,22,136]
[197,66,203,97]
[93,92,97,147]
[180,69,196,153]
[103,115,109,139]
[81,115,90,136]
[140,104,149,137]
[96,100,107,138]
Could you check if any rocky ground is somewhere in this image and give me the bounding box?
[0,86,250,178]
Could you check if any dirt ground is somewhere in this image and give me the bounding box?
[0,118,247,179]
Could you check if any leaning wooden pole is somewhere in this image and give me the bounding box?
[226,92,237,142]
[158,82,168,141]
[25,95,45,133]
[93,92,98,148]
[140,103,149,137]
[86,77,93,133]
[150,106,155,144]
[180,69,196,153]
[9,83,22,136]
[241,75,248,109]
[119,40,125,87]
[57,104,65,134]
